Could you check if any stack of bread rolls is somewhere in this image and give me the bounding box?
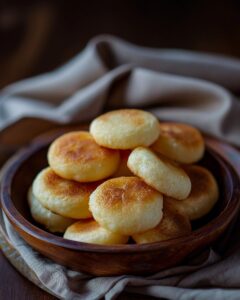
[29,109,219,245]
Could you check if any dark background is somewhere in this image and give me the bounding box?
[0,0,240,88]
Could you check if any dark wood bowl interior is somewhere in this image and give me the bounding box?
[1,129,240,275]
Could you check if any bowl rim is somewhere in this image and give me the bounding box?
[1,135,240,253]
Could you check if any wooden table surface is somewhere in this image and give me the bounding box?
[0,250,157,300]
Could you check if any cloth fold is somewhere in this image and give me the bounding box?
[1,35,240,146]
[1,35,240,300]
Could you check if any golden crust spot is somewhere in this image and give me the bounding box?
[160,123,203,148]
[52,131,117,163]
[99,109,147,126]
[95,177,159,209]
[43,168,98,198]
[68,219,100,233]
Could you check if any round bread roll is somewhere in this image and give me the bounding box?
[132,199,191,244]
[32,167,98,219]
[151,122,205,164]
[127,147,191,200]
[48,131,120,182]
[90,109,160,149]
[64,219,128,245]
[28,187,74,233]
[166,165,219,220]
[112,150,133,177]
[89,177,163,235]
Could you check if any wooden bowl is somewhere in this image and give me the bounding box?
[1,128,240,276]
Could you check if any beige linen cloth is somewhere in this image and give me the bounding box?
[1,35,240,300]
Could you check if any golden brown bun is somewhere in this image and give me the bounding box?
[32,167,99,219]
[89,176,163,235]
[48,131,120,182]
[132,199,191,244]
[112,150,133,177]
[64,219,128,245]
[151,122,205,164]
[166,165,219,220]
[127,147,191,200]
[90,109,160,149]
[28,187,74,233]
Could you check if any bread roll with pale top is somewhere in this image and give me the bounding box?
[89,176,163,235]
[132,199,191,244]
[28,188,74,233]
[64,219,128,245]
[48,131,120,182]
[166,165,219,220]
[128,147,191,200]
[32,167,99,219]
[151,122,205,164]
[90,109,160,149]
